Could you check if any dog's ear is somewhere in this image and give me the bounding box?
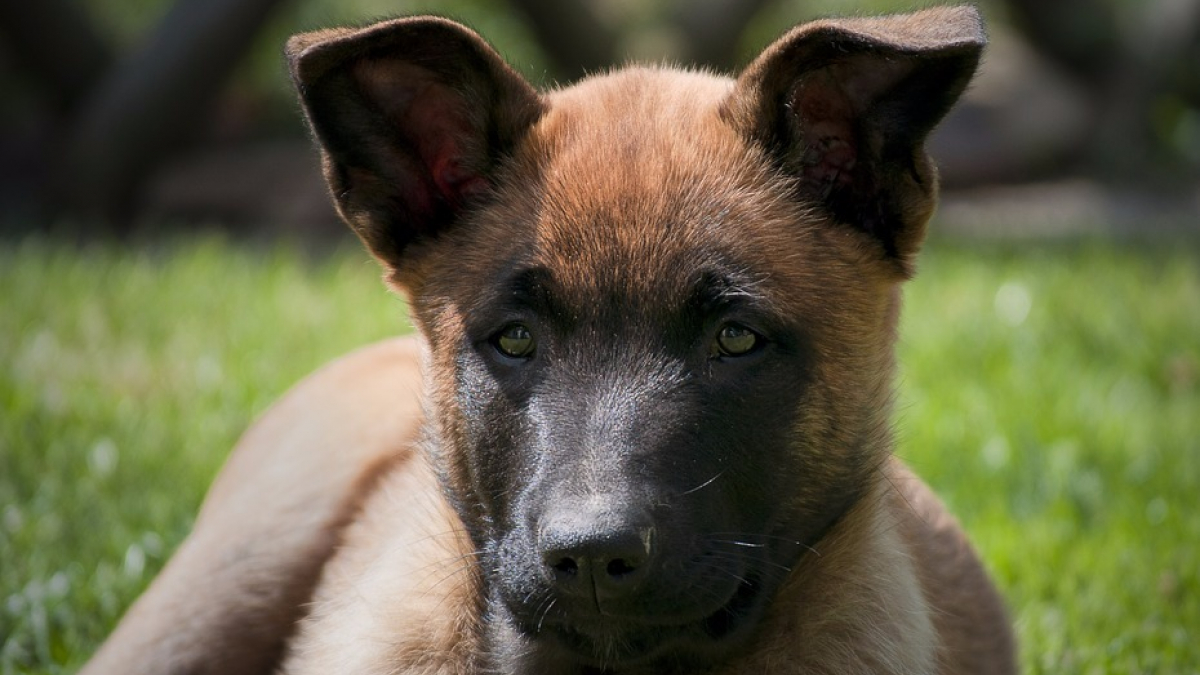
[287,17,544,271]
[724,5,984,275]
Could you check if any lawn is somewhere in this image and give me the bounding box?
[1,233,1197,674]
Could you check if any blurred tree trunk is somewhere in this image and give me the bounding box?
[0,0,112,115]
[50,0,291,223]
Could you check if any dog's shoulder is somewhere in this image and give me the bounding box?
[230,335,425,447]
[202,335,428,516]
[887,461,1017,674]
[261,335,426,420]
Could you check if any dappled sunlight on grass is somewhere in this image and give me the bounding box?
[2,235,1198,673]
[897,240,1199,672]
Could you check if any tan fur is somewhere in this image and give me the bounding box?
[733,459,1016,675]
[83,8,1013,675]
[280,453,482,675]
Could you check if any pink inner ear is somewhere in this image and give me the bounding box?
[406,83,491,206]
[428,148,491,204]
[356,60,493,209]
[791,74,858,188]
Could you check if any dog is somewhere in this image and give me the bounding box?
[81,6,1014,674]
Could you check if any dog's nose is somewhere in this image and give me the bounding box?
[537,505,655,599]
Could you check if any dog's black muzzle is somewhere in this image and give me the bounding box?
[492,482,788,669]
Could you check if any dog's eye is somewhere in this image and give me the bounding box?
[494,323,536,358]
[713,323,760,357]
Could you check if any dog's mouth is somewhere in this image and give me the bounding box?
[699,573,768,640]
[540,574,770,669]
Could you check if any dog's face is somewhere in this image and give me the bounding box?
[289,9,982,671]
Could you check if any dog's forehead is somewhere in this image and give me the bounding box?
[508,68,799,303]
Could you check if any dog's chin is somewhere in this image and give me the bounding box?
[530,575,771,671]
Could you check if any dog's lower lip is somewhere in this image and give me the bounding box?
[701,575,764,639]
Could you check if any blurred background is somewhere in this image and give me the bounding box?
[1,0,1198,238]
[2,1,1198,674]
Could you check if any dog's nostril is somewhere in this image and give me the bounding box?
[605,557,638,579]
[537,506,656,595]
[552,556,579,576]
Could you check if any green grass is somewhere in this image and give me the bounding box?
[2,234,1198,674]
[897,240,1200,673]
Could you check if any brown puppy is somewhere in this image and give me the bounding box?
[81,6,1014,675]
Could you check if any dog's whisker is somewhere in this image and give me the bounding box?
[675,471,726,497]
[709,538,766,549]
[535,597,557,634]
[705,531,823,557]
[688,558,751,587]
[419,559,479,596]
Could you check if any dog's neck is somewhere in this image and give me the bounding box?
[727,458,938,675]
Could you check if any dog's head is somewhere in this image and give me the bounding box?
[289,8,982,670]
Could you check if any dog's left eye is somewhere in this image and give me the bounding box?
[713,323,760,357]
[493,323,536,359]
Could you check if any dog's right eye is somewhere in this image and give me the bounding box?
[493,323,536,359]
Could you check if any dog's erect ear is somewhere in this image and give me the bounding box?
[724,5,984,275]
[287,18,544,270]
